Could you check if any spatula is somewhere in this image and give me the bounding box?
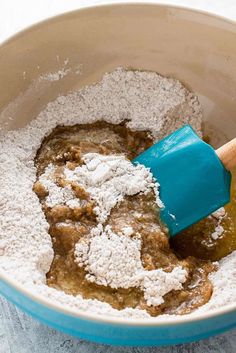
[133,125,236,236]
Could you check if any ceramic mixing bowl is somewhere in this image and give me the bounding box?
[0,3,236,346]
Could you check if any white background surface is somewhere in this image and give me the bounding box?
[1,1,236,352]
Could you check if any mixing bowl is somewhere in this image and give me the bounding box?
[0,3,236,347]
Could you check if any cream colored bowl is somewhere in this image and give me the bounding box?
[0,3,236,346]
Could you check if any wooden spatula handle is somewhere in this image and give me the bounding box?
[216,138,236,171]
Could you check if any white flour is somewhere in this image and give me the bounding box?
[0,67,234,319]
[75,225,187,306]
[39,164,81,208]
[40,152,162,218]
[64,153,162,221]
[210,207,226,240]
[75,225,144,288]
[39,67,71,82]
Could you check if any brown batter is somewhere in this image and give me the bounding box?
[172,182,236,261]
[33,121,235,316]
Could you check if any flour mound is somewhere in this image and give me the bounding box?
[75,225,143,288]
[63,153,162,222]
[193,250,236,314]
[39,164,81,208]
[142,266,187,306]
[75,224,187,306]
[1,67,231,319]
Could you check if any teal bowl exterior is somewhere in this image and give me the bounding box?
[1,276,236,346]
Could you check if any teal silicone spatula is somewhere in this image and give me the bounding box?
[133,125,235,236]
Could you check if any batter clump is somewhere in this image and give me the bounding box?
[33,122,215,316]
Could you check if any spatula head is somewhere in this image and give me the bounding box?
[133,125,231,236]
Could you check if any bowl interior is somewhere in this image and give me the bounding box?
[0,4,236,146]
[1,3,236,324]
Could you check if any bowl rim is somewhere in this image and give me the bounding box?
[1,1,236,47]
[2,265,236,326]
[1,1,236,327]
